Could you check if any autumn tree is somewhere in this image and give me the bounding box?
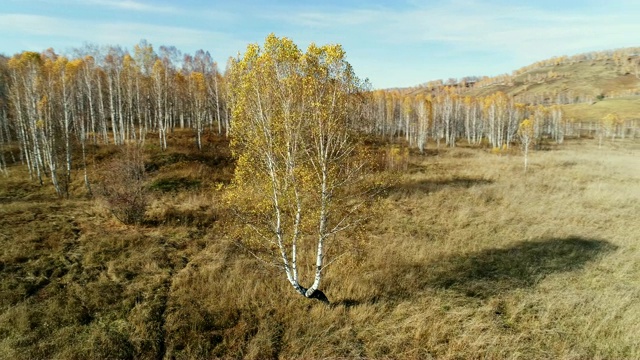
[228,34,367,303]
[415,94,431,153]
[483,91,510,149]
[518,118,534,172]
[151,58,169,150]
[105,46,125,145]
[188,71,207,149]
[8,52,46,185]
[0,55,10,175]
[549,105,565,143]
[598,113,619,148]
[65,57,93,193]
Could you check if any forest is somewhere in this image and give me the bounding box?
[1,36,639,359]
[5,40,637,196]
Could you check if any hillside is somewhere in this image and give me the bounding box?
[467,58,640,100]
[408,47,640,122]
[471,56,640,122]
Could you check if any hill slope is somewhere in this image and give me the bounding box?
[409,47,640,122]
[467,57,640,101]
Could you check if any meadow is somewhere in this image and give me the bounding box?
[1,134,639,359]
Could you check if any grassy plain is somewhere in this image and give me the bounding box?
[1,134,639,359]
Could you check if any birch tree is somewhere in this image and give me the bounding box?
[228,34,367,303]
[415,94,431,153]
[66,58,93,194]
[0,56,10,175]
[151,59,168,150]
[188,71,207,150]
[105,46,125,145]
[518,118,534,172]
[8,52,45,184]
[598,113,618,148]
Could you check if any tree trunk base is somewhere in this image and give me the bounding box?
[297,285,330,304]
[306,289,330,304]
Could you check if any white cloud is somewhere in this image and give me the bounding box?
[0,13,245,59]
[85,0,177,13]
[271,8,380,28]
[259,1,640,86]
[334,1,640,52]
[4,0,179,13]
[38,0,181,13]
[0,14,76,37]
[3,1,640,88]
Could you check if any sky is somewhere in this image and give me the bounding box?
[1,0,640,89]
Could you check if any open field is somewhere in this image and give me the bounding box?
[1,136,639,359]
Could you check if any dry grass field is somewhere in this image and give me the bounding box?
[1,135,639,359]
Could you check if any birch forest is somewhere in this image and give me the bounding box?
[0,41,585,198]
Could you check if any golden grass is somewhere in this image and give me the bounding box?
[1,137,639,359]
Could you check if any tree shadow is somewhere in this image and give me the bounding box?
[428,237,617,298]
[342,237,617,306]
[386,176,493,196]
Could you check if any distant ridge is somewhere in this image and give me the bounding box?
[407,47,640,100]
[402,47,640,122]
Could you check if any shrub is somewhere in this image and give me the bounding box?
[97,144,149,225]
[385,145,410,171]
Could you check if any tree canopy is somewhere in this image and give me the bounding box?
[227,34,367,302]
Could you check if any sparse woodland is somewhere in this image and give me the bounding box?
[1,37,640,359]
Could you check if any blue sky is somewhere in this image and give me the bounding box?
[1,0,639,88]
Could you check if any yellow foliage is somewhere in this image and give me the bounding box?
[386,146,409,171]
[601,113,620,127]
[518,118,535,138]
[226,34,368,286]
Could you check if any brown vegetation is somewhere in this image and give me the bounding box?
[1,135,639,359]
[96,144,149,225]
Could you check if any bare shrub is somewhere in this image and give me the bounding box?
[97,144,149,225]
